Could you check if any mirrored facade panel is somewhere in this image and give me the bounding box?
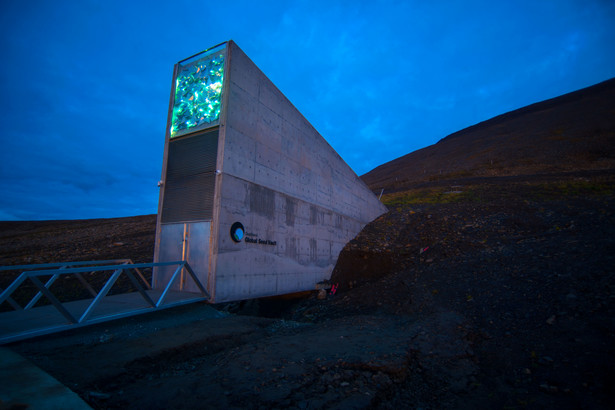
[170,44,226,138]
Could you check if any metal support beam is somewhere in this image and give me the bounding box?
[29,276,77,324]
[124,269,156,307]
[25,268,65,310]
[0,260,209,344]
[0,288,22,310]
[78,268,124,323]
[155,264,184,308]
[74,273,98,297]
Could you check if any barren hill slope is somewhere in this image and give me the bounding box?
[362,78,615,192]
[3,79,615,409]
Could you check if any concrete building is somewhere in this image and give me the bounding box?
[154,40,387,303]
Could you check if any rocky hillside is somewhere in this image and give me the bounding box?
[3,79,615,409]
[362,78,615,193]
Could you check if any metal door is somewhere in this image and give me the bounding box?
[155,221,210,293]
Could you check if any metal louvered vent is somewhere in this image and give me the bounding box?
[161,129,219,223]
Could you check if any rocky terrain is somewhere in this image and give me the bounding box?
[362,78,615,193]
[1,78,615,409]
[1,173,613,409]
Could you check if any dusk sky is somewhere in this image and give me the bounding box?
[1,0,614,221]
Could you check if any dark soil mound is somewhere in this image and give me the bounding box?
[297,174,615,408]
[3,177,615,409]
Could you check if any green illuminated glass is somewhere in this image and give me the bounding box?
[170,46,226,138]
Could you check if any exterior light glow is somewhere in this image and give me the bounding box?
[170,45,226,138]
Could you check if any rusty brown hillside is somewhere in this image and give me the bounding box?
[361,78,615,193]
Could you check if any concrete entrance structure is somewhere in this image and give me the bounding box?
[154,41,387,303]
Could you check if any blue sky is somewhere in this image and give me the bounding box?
[1,0,614,220]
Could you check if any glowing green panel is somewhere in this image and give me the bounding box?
[170,48,225,137]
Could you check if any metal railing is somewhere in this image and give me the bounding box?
[0,260,209,343]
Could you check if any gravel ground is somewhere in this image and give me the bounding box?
[3,174,615,409]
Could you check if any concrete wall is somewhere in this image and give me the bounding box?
[210,41,387,302]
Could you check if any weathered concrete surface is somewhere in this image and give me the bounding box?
[155,41,387,302]
[210,41,387,302]
[0,347,91,409]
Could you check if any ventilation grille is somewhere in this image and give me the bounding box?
[161,129,219,223]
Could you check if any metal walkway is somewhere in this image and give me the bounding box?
[0,260,209,344]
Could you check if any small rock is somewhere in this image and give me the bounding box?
[317,289,327,300]
[88,391,111,399]
[546,315,556,325]
[539,383,559,393]
[372,372,391,386]
[539,356,554,365]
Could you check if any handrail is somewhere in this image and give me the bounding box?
[0,259,134,272]
[0,260,210,344]
[0,259,148,306]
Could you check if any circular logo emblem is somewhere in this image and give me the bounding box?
[230,222,245,243]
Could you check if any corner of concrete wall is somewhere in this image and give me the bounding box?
[212,41,387,302]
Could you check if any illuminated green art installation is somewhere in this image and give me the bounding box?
[170,47,225,137]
